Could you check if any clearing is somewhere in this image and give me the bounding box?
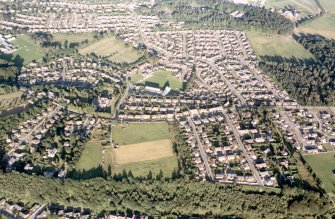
[246,31,314,59]
[79,35,142,63]
[75,142,103,171]
[303,152,335,193]
[142,69,183,90]
[112,122,172,145]
[266,0,318,16]
[298,0,335,39]
[12,34,45,65]
[115,139,174,164]
[0,91,24,110]
[53,32,94,44]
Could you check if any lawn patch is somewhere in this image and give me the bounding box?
[303,152,335,193]
[75,142,103,171]
[12,34,45,65]
[143,69,183,90]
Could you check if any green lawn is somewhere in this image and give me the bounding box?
[143,69,183,90]
[79,35,142,63]
[112,122,172,145]
[75,142,103,171]
[0,91,24,109]
[303,152,335,193]
[298,0,335,39]
[12,34,45,65]
[53,32,94,44]
[246,31,314,59]
[115,156,178,178]
[266,0,318,16]
[130,73,143,83]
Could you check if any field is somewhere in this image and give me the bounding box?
[112,122,172,145]
[79,35,142,63]
[53,32,94,44]
[115,139,174,164]
[246,31,314,59]
[143,69,183,90]
[110,122,178,177]
[266,0,318,16]
[303,152,335,193]
[130,73,143,83]
[75,142,103,171]
[12,34,45,65]
[298,0,335,39]
[0,91,24,110]
[114,156,178,177]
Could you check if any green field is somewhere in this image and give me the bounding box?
[112,122,172,145]
[298,0,335,39]
[53,32,94,44]
[246,31,314,59]
[266,0,318,16]
[0,91,24,109]
[115,156,178,178]
[75,142,103,171]
[79,35,142,63]
[130,73,143,83]
[12,34,45,65]
[143,69,183,90]
[303,152,335,193]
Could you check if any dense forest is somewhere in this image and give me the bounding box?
[139,0,293,34]
[260,34,335,105]
[0,173,333,217]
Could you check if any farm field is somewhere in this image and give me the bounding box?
[298,0,335,39]
[75,142,103,171]
[112,122,172,145]
[79,35,142,63]
[115,156,178,177]
[115,139,174,164]
[303,152,335,193]
[143,69,183,90]
[12,34,45,65]
[246,31,314,59]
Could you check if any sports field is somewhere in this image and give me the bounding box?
[246,31,314,59]
[112,122,172,145]
[79,36,142,63]
[303,152,335,193]
[12,34,45,64]
[115,139,174,164]
[144,69,183,90]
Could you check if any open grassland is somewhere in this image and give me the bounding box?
[12,34,45,64]
[115,156,178,177]
[246,31,314,59]
[75,142,103,171]
[115,139,173,164]
[266,0,318,16]
[112,122,172,145]
[79,35,142,63]
[0,91,24,110]
[53,32,94,44]
[144,69,183,90]
[303,152,335,193]
[298,0,335,39]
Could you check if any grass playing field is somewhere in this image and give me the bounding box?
[12,34,45,65]
[303,152,335,193]
[75,142,103,171]
[79,35,142,63]
[115,156,178,178]
[246,31,314,59]
[112,122,172,145]
[115,139,174,164]
[130,73,143,83]
[53,32,94,44]
[143,69,183,90]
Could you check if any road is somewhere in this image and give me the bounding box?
[115,81,130,116]
[223,111,264,186]
[187,117,214,180]
[281,111,306,148]
[8,105,61,155]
